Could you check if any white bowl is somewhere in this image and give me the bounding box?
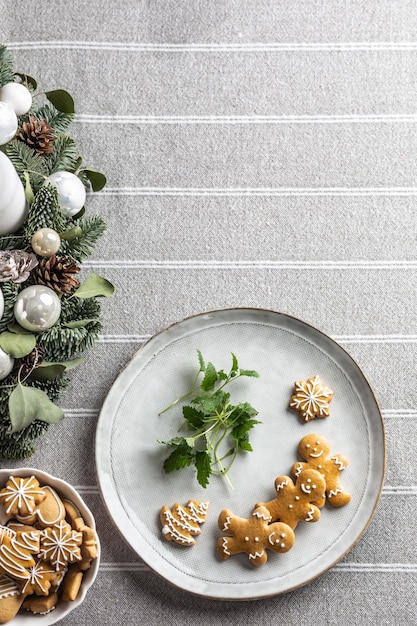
[0,467,100,625]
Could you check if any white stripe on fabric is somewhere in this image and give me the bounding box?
[76,114,417,125]
[7,41,417,52]
[96,187,417,197]
[82,260,417,270]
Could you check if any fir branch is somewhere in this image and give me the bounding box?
[0,45,14,87]
[38,297,102,360]
[24,184,68,235]
[5,139,48,189]
[0,282,20,332]
[29,102,74,134]
[61,215,107,261]
[46,134,79,175]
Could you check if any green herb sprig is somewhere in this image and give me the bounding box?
[159,350,260,488]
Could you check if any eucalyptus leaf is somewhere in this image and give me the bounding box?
[73,274,114,299]
[45,89,75,114]
[7,323,34,335]
[9,384,64,432]
[23,171,34,204]
[0,331,36,357]
[59,226,82,241]
[14,72,37,90]
[28,364,66,381]
[29,356,83,380]
[83,168,107,191]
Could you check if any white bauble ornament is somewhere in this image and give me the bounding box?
[0,288,4,321]
[0,152,28,235]
[0,101,18,145]
[31,228,61,257]
[14,285,61,332]
[0,348,13,381]
[44,171,86,217]
[0,82,32,116]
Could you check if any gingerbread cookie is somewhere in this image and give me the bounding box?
[289,375,333,422]
[216,505,295,566]
[20,559,61,597]
[160,500,209,546]
[256,469,326,529]
[291,434,351,507]
[39,519,83,570]
[0,575,23,625]
[22,592,58,615]
[16,485,66,528]
[0,476,46,518]
[0,526,41,582]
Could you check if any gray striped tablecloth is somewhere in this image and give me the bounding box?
[1,1,416,624]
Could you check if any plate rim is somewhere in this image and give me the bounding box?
[94,307,386,600]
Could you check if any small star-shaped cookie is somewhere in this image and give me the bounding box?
[289,375,333,422]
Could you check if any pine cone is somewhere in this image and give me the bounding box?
[0,250,38,283]
[18,117,56,155]
[16,345,45,376]
[33,255,80,295]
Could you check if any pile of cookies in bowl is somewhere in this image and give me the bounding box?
[0,468,99,625]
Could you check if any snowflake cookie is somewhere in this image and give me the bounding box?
[0,476,46,518]
[216,505,295,566]
[289,375,334,422]
[39,519,82,571]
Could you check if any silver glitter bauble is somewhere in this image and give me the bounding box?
[31,228,61,257]
[44,171,86,217]
[0,82,32,116]
[0,101,18,145]
[0,347,13,381]
[14,285,61,331]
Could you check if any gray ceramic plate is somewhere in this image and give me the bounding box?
[95,308,385,599]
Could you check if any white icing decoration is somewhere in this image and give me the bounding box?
[0,476,45,516]
[0,574,19,599]
[0,529,40,580]
[268,532,276,546]
[329,488,342,498]
[21,559,56,595]
[290,375,333,419]
[221,537,230,555]
[301,482,312,494]
[294,463,303,477]
[39,520,82,570]
[275,479,289,492]
[222,515,232,531]
[309,450,324,458]
[161,511,196,545]
[16,486,65,526]
[253,510,271,521]
[248,550,265,561]
[331,456,346,471]
[305,507,315,521]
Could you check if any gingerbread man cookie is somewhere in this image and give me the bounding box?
[256,469,326,529]
[217,506,295,566]
[291,434,351,507]
[289,375,333,422]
